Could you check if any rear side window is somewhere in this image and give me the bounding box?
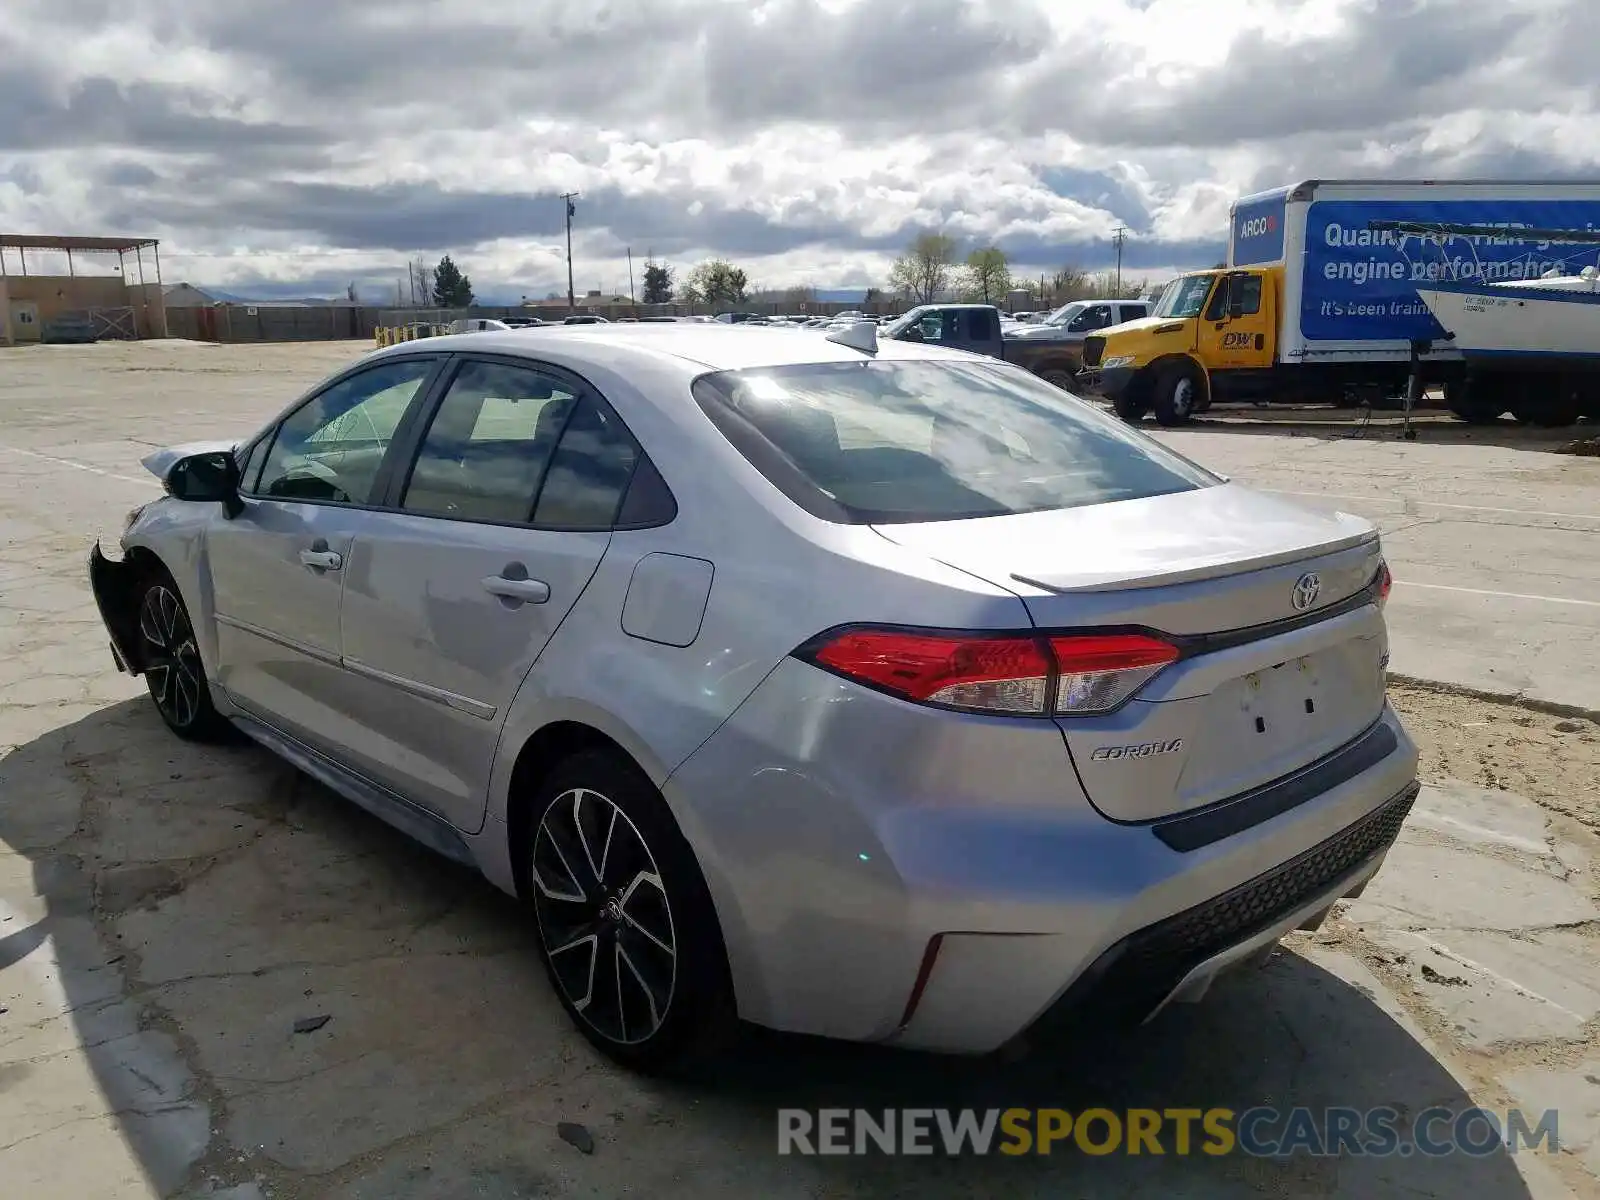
[531,396,642,529]
[692,360,1216,524]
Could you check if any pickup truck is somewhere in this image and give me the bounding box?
[880,301,1150,388]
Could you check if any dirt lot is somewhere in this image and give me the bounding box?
[2,341,1599,1199]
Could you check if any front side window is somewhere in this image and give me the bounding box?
[1205,275,1264,320]
[254,358,436,504]
[693,360,1217,524]
[400,360,578,524]
[1067,304,1113,333]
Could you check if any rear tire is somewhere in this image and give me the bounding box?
[1037,367,1076,391]
[523,749,735,1074]
[1513,391,1582,427]
[1111,390,1148,422]
[134,570,231,741]
[1153,362,1204,426]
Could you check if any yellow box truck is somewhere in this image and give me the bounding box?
[1078,178,1600,426]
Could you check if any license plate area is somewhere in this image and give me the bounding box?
[1233,653,1338,757]
[1175,639,1385,809]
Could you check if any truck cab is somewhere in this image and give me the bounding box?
[881,304,1006,358]
[1080,268,1279,425]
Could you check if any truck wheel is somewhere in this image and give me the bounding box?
[1153,363,1204,426]
[1111,391,1149,422]
[1037,367,1076,391]
[1513,393,1582,427]
[1449,374,1510,424]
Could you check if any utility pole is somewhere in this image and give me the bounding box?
[627,247,636,306]
[562,192,580,314]
[1112,226,1129,296]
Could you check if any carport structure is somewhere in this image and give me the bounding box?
[0,233,166,344]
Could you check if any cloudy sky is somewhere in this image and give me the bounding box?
[1,0,1593,302]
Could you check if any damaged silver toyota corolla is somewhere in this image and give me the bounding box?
[89,322,1417,1071]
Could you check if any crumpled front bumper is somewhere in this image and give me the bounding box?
[88,542,145,675]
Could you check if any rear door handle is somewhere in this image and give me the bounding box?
[482,573,550,604]
[299,548,343,571]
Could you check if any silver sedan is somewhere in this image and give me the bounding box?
[89,322,1417,1070]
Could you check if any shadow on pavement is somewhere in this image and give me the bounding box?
[0,701,1550,1199]
[1155,406,1597,454]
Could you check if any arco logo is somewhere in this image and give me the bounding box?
[1238,214,1278,239]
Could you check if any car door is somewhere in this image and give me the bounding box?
[206,355,443,752]
[337,356,643,831]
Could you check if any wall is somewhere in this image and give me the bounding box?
[0,274,168,343]
[165,304,376,343]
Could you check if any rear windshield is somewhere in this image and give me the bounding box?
[691,360,1218,524]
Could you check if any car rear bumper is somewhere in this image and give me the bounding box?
[89,541,145,675]
[666,658,1418,1053]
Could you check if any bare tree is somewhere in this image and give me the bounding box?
[1050,263,1088,303]
[408,256,435,308]
[888,232,960,303]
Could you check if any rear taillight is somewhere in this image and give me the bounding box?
[802,628,1179,717]
[1049,633,1180,714]
[1377,560,1393,608]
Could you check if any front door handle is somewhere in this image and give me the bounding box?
[299,543,343,571]
[482,564,550,605]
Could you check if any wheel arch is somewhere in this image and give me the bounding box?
[504,719,646,900]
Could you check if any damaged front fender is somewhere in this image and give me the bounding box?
[89,542,149,675]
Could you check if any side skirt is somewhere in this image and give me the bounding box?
[230,710,476,868]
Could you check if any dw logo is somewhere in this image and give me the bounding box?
[1221,331,1255,348]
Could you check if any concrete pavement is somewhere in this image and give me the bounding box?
[2,341,1598,1197]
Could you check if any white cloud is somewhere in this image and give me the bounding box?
[1,0,1594,300]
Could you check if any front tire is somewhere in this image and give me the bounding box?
[1153,362,1204,426]
[135,572,230,741]
[524,750,734,1073]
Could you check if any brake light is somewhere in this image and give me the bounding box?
[810,630,1052,714]
[802,628,1178,716]
[1377,560,1393,608]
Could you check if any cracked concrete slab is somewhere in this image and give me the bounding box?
[4,342,1599,1198]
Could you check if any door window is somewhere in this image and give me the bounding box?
[400,360,578,523]
[253,358,436,504]
[1117,303,1148,323]
[1206,275,1262,320]
[1066,304,1113,333]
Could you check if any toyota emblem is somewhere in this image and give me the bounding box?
[1291,572,1322,611]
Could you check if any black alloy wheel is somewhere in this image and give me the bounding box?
[136,575,228,740]
[532,785,679,1047]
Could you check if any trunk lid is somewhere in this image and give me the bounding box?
[873,484,1390,821]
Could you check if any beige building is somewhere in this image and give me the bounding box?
[0,234,167,345]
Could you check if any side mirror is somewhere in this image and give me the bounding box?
[1226,275,1245,319]
[166,450,243,518]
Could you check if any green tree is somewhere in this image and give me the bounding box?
[684,258,749,307]
[888,232,960,303]
[641,259,674,304]
[431,254,474,307]
[962,246,1011,303]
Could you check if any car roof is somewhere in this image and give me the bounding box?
[367,321,988,374]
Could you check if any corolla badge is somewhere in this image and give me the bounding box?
[1291,572,1322,611]
[1090,738,1183,762]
